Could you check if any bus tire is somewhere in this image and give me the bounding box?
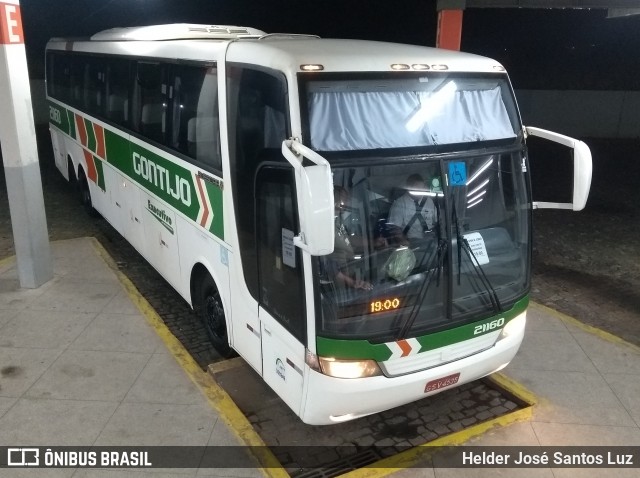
[198,274,234,358]
[77,167,98,217]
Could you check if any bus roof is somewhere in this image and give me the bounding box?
[47,24,506,75]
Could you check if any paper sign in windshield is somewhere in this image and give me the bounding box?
[282,228,296,268]
[464,232,489,265]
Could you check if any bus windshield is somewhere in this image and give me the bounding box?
[314,154,530,342]
[305,73,529,342]
[304,73,519,151]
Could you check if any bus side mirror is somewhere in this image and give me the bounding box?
[281,139,334,255]
[526,126,593,211]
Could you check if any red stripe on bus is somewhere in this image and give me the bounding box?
[75,114,87,147]
[84,150,98,184]
[397,339,413,357]
[196,176,210,227]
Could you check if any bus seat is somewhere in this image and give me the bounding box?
[107,93,126,123]
[187,116,220,167]
[141,103,165,142]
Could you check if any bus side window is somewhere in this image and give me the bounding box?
[105,58,131,127]
[170,64,221,172]
[133,62,167,145]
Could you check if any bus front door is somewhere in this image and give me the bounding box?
[256,166,307,414]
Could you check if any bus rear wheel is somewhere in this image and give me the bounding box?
[198,275,234,358]
[77,168,98,217]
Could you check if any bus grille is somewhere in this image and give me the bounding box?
[380,331,501,377]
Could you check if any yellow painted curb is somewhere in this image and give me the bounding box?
[89,237,288,478]
[0,254,16,272]
[530,301,640,354]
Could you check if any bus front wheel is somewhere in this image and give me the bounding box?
[198,275,234,358]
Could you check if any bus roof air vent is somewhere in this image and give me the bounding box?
[90,24,267,41]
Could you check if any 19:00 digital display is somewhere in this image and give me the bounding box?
[370,298,401,313]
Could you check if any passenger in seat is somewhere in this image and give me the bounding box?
[388,174,436,245]
[329,186,374,291]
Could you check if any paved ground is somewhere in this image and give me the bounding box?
[0,238,638,478]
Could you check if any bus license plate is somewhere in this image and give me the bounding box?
[424,373,460,393]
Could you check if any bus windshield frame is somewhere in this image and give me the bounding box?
[299,72,531,343]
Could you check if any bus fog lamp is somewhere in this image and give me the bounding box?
[318,357,382,379]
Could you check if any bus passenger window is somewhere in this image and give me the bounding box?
[133,62,167,144]
[171,64,221,171]
[105,59,130,127]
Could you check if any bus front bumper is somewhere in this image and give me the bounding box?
[300,316,525,426]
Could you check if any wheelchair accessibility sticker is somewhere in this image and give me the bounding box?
[448,162,467,186]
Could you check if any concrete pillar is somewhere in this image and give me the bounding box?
[436,0,465,51]
[0,0,52,288]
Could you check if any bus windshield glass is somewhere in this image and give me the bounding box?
[304,74,529,342]
[304,73,519,151]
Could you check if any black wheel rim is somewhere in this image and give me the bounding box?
[204,291,226,342]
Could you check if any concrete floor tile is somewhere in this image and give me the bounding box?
[2,469,75,477]
[551,469,640,478]
[0,346,62,398]
[0,275,57,310]
[104,290,142,316]
[509,330,597,373]
[603,373,640,425]
[72,470,196,477]
[0,309,95,349]
[0,397,118,446]
[507,369,633,427]
[0,396,17,418]
[70,313,162,354]
[532,422,640,446]
[468,422,541,446]
[27,280,120,314]
[525,306,570,333]
[26,349,150,402]
[0,308,21,327]
[52,253,120,283]
[435,468,554,478]
[95,402,216,446]
[124,352,205,405]
[569,330,640,375]
[196,468,268,478]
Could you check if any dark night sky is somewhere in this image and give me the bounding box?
[20,0,640,90]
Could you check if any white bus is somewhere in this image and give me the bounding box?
[46,24,591,425]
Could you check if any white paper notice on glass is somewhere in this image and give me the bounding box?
[463,232,489,265]
[282,228,296,268]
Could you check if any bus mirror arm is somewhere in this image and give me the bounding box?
[281,139,335,256]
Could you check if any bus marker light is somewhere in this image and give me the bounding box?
[300,64,324,71]
[390,63,410,71]
[425,372,460,393]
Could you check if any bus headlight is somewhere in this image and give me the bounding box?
[319,357,382,379]
[306,350,382,378]
[498,312,526,341]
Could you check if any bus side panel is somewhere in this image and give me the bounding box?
[176,214,231,322]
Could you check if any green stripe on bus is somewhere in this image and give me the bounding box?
[205,180,224,239]
[94,155,105,191]
[84,118,97,153]
[316,296,529,361]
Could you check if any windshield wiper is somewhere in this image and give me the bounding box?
[396,197,446,340]
[452,202,503,314]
